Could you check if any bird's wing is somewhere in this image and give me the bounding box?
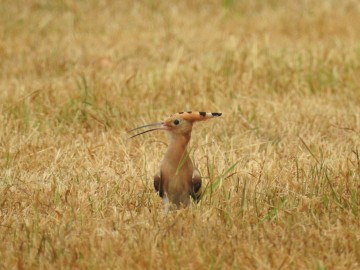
[190,168,202,202]
[154,170,164,197]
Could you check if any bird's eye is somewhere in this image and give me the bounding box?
[173,119,180,125]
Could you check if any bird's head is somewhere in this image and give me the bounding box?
[129,111,222,139]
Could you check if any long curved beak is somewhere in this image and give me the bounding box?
[128,122,165,139]
[128,121,164,132]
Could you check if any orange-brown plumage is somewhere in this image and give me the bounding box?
[129,111,222,208]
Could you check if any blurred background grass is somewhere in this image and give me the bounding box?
[0,0,360,269]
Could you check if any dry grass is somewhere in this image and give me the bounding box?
[1,0,360,269]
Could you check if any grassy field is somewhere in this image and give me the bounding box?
[1,0,360,269]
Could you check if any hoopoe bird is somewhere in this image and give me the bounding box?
[129,111,222,208]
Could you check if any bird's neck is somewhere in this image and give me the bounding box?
[164,133,191,165]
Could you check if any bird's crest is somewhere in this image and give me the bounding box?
[167,111,222,122]
[129,111,222,139]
